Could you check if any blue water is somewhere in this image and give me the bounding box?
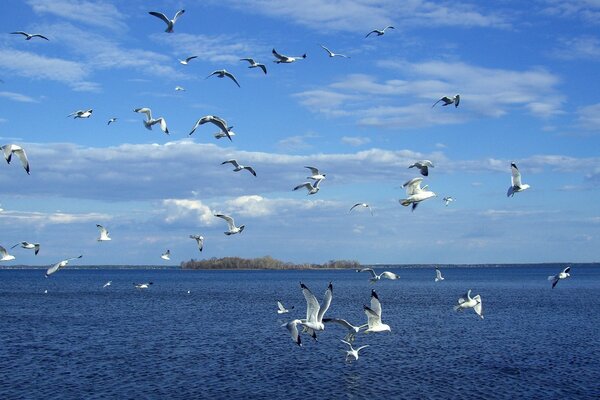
[1,265,600,399]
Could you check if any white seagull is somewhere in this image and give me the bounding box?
[454,289,483,319]
[443,196,454,206]
[320,45,350,58]
[161,250,171,260]
[349,203,373,215]
[221,159,256,176]
[409,160,434,176]
[0,245,16,261]
[103,281,112,288]
[323,318,367,343]
[1,144,30,174]
[356,268,400,283]
[45,255,83,277]
[507,162,530,197]
[11,31,49,40]
[206,69,240,87]
[305,166,326,181]
[272,48,306,64]
[133,107,169,135]
[240,58,267,74]
[179,55,198,65]
[96,224,111,241]
[300,282,334,337]
[364,290,391,333]
[293,178,323,195]
[134,282,153,289]
[365,26,394,37]
[189,115,232,140]
[107,117,117,125]
[432,94,460,108]
[175,86,186,91]
[189,235,204,252]
[548,266,571,289]
[214,213,245,235]
[11,241,40,255]
[340,340,369,362]
[435,268,445,282]
[67,109,93,119]
[400,177,436,211]
[277,301,294,314]
[148,9,185,33]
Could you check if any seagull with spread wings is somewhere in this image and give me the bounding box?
[356,268,399,283]
[45,255,83,277]
[134,107,169,135]
[365,26,394,37]
[320,45,350,58]
[148,9,185,33]
[11,31,49,40]
[221,159,256,176]
[189,235,204,252]
[454,289,483,319]
[432,94,460,108]
[272,48,306,63]
[206,69,241,87]
[507,162,530,197]
[548,266,571,289]
[364,290,391,333]
[399,177,436,211]
[11,241,40,255]
[1,144,30,174]
[214,213,245,235]
[189,115,232,140]
[240,58,267,74]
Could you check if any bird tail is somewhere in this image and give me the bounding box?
[453,305,461,312]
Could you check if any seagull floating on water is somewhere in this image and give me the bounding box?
[240,58,267,74]
[103,281,112,288]
[364,290,391,333]
[409,160,434,177]
[67,109,93,119]
[435,268,445,282]
[148,9,185,33]
[454,289,483,318]
[365,26,394,37]
[221,159,256,176]
[45,255,83,277]
[0,245,16,261]
[357,268,399,283]
[134,107,169,135]
[320,45,350,58]
[340,340,369,362]
[443,196,454,206]
[349,203,373,215]
[1,144,30,174]
[400,177,436,211]
[161,250,171,260]
[305,166,326,181]
[178,55,198,65]
[277,301,294,314]
[107,117,117,125]
[507,162,530,197]
[548,266,571,289]
[11,31,49,40]
[189,235,204,252]
[206,69,240,87]
[272,49,306,64]
[11,241,40,255]
[96,224,111,241]
[134,282,153,289]
[432,94,460,108]
[189,115,232,140]
[293,178,323,195]
[214,213,245,235]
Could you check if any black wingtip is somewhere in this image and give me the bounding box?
[328,281,333,291]
[300,282,308,290]
[371,289,379,300]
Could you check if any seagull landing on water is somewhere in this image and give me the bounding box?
[305,166,326,181]
[364,290,391,333]
[134,282,153,289]
[148,9,185,33]
[548,266,571,289]
[277,301,294,314]
[443,196,454,206]
[432,94,460,108]
[293,178,323,195]
[11,31,49,40]
[189,115,232,140]
[349,203,373,215]
[454,289,483,319]
[96,224,111,241]
[272,49,306,64]
[161,250,171,260]
[507,162,530,197]
[435,268,444,282]
[179,55,198,65]
[221,159,256,176]
[189,235,204,252]
[67,109,93,119]
[320,45,350,58]
[1,144,30,174]
[409,160,434,177]
[365,26,394,37]
[240,58,267,74]
[103,281,112,288]
[340,340,369,362]
[206,69,240,87]
[0,245,16,261]
[400,177,436,211]
[214,213,245,235]
[45,255,83,277]
[323,318,367,343]
[134,107,169,135]
[357,268,399,283]
[11,241,40,255]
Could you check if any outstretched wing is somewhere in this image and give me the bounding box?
[317,282,333,322]
[472,295,483,318]
[222,159,240,168]
[224,72,241,87]
[148,11,170,25]
[380,271,399,280]
[370,290,382,317]
[563,266,571,274]
[272,48,286,61]
[293,182,312,192]
[357,268,377,279]
[13,148,30,174]
[403,177,423,195]
[510,163,522,187]
[215,214,235,230]
[173,9,185,21]
[300,283,320,323]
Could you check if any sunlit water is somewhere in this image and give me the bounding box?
[1,265,599,399]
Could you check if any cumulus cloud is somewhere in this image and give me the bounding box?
[162,199,216,225]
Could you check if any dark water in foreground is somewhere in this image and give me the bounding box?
[1,265,600,399]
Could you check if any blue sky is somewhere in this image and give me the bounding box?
[1,0,599,266]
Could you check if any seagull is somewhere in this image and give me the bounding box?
[272,48,306,64]
[11,31,49,40]
[364,290,391,333]
[443,196,454,206]
[214,127,236,139]
[161,250,171,260]
[214,213,245,235]
[179,55,198,65]
[103,281,112,288]
[305,166,326,181]
[0,245,16,261]
[67,109,93,119]
[507,162,530,197]
[175,86,186,91]
[399,177,436,211]
[96,224,111,241]
[240,58,267,74]
[221,159,256,176]
[44,289,48,294]
[349,203,373,215]
[548,266,571,289]
[45,255,83,277]
[206,69,240,87]
[340,340,369,362]
[408,160,434,177]
[356,268,400,283]
[11,241,40,255]
[134,107,169,135]
[283,319,303,347]
[189,115,232,140]
[320,45,349,58]
[1,144,30,174]
[189,235,204,252]
[277,301,294,314]
[365,26,394,37]
[435,267,445,282]
[323,318,367,343]
[148,9,185,33]
[299,282,333,337]
[453,289,483,319]
[134,282,153,289]
[293,178,323,195]
[107,117,117,125]
[432,94,460,108]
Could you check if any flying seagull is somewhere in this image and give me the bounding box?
[305,166,326,181]
[134,282,153,289]
[409,160,434,176]
[435,267,444,282]
[107,117,117,125]
[214,213,245,235]
[320,45,350,58]
[432,94,460,108]
[0,245,16,261]
[364,290,391,333]
[103,281,112,288]
[189,115,232,140]
[323,318,367,343]
[272,48,306,64]
[356,268,400,283]
[277,301,294,314]
[206,69,240,87]
[179,55,198,65]
[340,340,369,362]
[45,255,83,277]
[221,159,256,176]
[365,26,394,37]
[293,178,323,195]
[240,58,267,74]
[1,144,30,174]
[11,241,40,255]
[189,235,204,252]
[11,31,49,40]
[443,196,454,206]
[454,289,483,319]
[96,224,111,241]
[507,162,530,197]
[548,266,571,289]
[175,86,186,91]
[134,107,169,135]
[161,250,171,260]
[400,177,436,211]
[67,109,93,119]
[148,9,185,33]
[349,203,373,215]
[300,282,334,339]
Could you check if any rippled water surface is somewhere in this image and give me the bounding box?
[1,265,600,399]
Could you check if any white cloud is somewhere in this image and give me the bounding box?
[162,199,216,225]
[576,103,600,132]
[27,0,127,31]
[0,210,110,226]
[551,35,600,60]
[540,0,600,23]
[341,136,371,146]
[0,91,38,103]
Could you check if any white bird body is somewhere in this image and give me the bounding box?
[320,45,349,58]
[179,55,198,65]
[189,235,204,252]
[0,245,16,261]
[277,301,294,314]
[364,290,391,333]
[432,94,460,108]
[400,177,436,211]
[548,266,571,289]
[365,26,394,37]
[134,107,169,135]
[214,213,245,235]
[134,282,153,289]
[435,268,444,282]
[443,196,454,206]
[507,162,530,197]
[161,250,171,260]
[340,340,369,362]
[454,289,483,318]
[349,203,373,215]
[1,144,30,174]
[96,224,111,241]
[189,115,232,140]
[240,58,267,74]
[148,9,185,33]
[293,179,323,195]
[221,159,256,176]
[357,268,399,283]
[408,160,434,176]
[272,48,306,63]
[11,31,49,40]
[206,69,241,87]
[305,166,326,181]
[45,255,83,277]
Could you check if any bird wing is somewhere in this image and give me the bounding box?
[293,182,312,191]
[364,305,381,327]
[244,166,257,176]
[134,107,153,120]
[436,269,442,279]
[320,45,333,56]
[323,318,358,332]
[185,56,198,62]
[215,214,235,230]
[34,243,40,255]
[97,224,109,236]
[285,320,302,346]
[454,94,460,107]
[148,11,170,25]
[0,245,7,257]
[11,31,29,36]
[317,282,333,322]
[472,295,483,318]
[349,203,362,212]
[224,72,241,87]
[222,159,240,168]
[380,271,399,280]
[277,301,286,312]
[304,166,321,176]
[551,277,559,288]
[272,48,286,61]
[384,26,395,31]
[403,177,423,195]
[511,163,522,187]
[173,9,185,21]
[357,268,377,279]
[457,289,471,304]
[206,70,220,79]
[31,34,49,40]
[13,148,30,174]
[365,30,378,37]
[300,283,320,323]
[257,64,267,74]
[149,118,168,134]
[563,266,571,274]
[46,262,62,276]
[240,58,255,64]
[370,290,382,317]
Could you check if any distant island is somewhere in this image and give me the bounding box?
[180,256,361,270]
